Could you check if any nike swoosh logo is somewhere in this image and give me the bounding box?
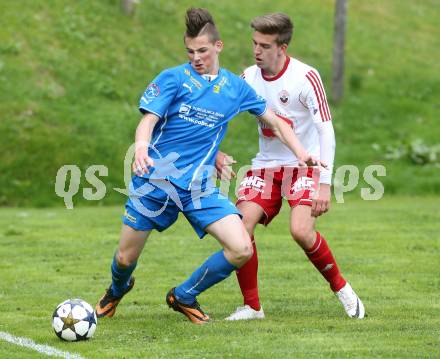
[354,298,360,318]
[181,307,208,322]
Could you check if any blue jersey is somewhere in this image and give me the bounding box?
[139,63,267,190]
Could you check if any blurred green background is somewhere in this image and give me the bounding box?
[0,0,438,207]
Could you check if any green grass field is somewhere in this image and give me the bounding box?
[0,196,439,358]
[1,1,438,357]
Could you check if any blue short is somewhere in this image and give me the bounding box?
[122,176,240,238]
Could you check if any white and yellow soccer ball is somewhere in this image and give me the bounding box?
[52,299,97,341]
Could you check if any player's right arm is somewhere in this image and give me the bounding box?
[134,68,180,176]
[133,113,160,176]
[258,109,325,167]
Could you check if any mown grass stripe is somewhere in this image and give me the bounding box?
[0,331,85,359]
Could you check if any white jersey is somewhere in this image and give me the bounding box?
[243,57,335,184]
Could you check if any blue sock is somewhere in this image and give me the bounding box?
[174,250,236,305]
[110,256,137,297]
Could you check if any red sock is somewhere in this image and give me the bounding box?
[305,232,346,292]
[236,236,261,311]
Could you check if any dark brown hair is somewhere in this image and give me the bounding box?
[251,13,294,45]
[185,8,220,42]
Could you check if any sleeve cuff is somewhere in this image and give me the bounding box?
[319,167,332,185]
[139,107,162,118]
[255,104,268,118]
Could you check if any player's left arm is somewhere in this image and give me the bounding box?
[302,69,336,217]
[312,121,335,217]
[215,151,237,180]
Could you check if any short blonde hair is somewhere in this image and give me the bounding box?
[251,13,293,45]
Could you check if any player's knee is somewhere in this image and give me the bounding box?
[229,235,253,265]
[242,216,257,235]
[115,250,135,268]
[290,225,314,248]
[234,244,253,265]
[243,242,254,260]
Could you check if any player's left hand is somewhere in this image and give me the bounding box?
[133,146,154,176]
[311,183,331,217]
[215,151,237,180]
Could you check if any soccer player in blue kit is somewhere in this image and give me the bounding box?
[95,8,321,324]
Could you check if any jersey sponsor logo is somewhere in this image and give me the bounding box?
[240,176,266,192]
[190,76,202,89]
[260,113,294,138]
[278,89,290,106]
[183,68,203,89]
[179,103,191,115]
[291,176,315,195]
[178,104,224,128]
[218,76,228,87]
[124,210,137,224]
[178,114,214,128]
[213,77,227,94]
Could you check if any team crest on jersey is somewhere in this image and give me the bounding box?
[146,83,160,98]
[278,90,290,106]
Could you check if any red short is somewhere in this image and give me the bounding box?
[236,167,320,225]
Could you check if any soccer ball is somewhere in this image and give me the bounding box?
[52,299,97,341]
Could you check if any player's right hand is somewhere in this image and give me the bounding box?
[298,153,327,168]
[311,183,331,217]
[133,148,154,176]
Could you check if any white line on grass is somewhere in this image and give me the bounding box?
[0,331,85,359]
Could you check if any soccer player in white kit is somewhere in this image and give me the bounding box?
[225,13,365,320]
